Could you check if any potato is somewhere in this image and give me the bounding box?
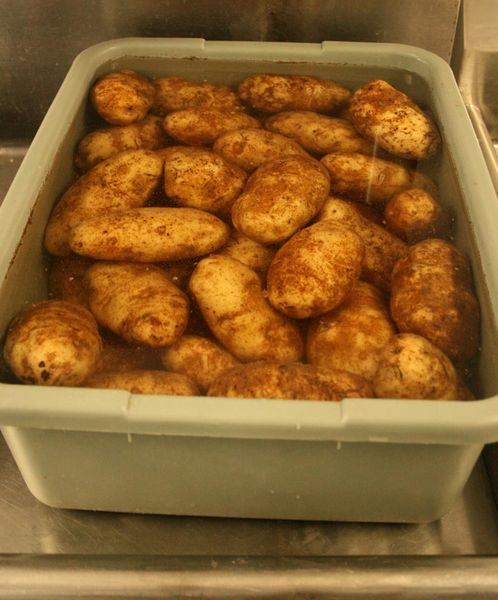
[265,111,374,155]
[163,109,261,146]
[384,187,450,243]
[213,127,310,171]
[320,152,435,208]
[231,156,330,245]
[90,70,156,126]
[85,369,199,395]
[75,115,168,172]
[69,207,230,262]
[161,335,240,392]
[96,334,162,374]
[237,74,350,114]
[218,230,276,277]
[162,146,247,214]
[307,281,395,381]
[267,222,364,319]
[86,262,189,348]
[189,255,304,363]
[48,255,94,308]
[348,79,441,160]
[3,300,102,386]
[390,239,480,364]
[317,196,407,291]
[152,77,244,114]
[44,150,164,256]
[373,334,466,400]
[208,361,373,400]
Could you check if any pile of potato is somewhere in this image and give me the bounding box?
[3,69,481,402]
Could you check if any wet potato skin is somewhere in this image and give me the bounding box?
[208,361,373,400]
[90,70,156,126]
[218,230,276,278]
[86,262,189,348]
[69,207,230,262]
[44,149,164,257]
[238,74,351,114]
[231,155,330,245]
[85,369,199,396]
[267,221,364,319]
[189,254,304,363]
[3,300,102,386]
[162,146,247,215]
[390,239,480,364]
[348,79,441,160]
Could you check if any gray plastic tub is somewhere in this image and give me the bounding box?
[0,39,497,523]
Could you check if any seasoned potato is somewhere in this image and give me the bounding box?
[69,207,230,262]
[384,187,450,243]
[48,255,94,307]
[317,196,407,291]
[85,369,199,395]
[86,262,189,347]
[267,222,364,319]
[237,74,350,114]
[213,127,310,171]
[75,115,168,172]
[307,281,396,381]
[3,300,102,386]
[373,334,465,400]
[189,255,304,363]
[265,111,374,155]
[96,334,162,374]
[320,152,434,208]
[162,146,247,214]
[348,79,441,160]
[161,335,240,392]
[390,239,480,364]
[90,70,156,126]
[163,109,261,146]
[44,150,164,256]
[152,77,244,114]
[231,156,330,245]
[208,361,373,400]
[219,230,276,277]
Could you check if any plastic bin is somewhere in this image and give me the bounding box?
[0,39,497,523]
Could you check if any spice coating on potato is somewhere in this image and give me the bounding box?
[162,146,247,214]
[163,109,260,146]
[189,255,304,363]
[219,230,276,277]
[390,239,480,364]
[3,300,102,386]
[348,79,441,160]
[152,77,244,114]
[231,155,330,245]
[320,152,427,207]
[44,150,164,256]
[266,111,374,155]
[238,74,351,114]
[318,196,407,291]
[85,369,199,395]
[90,70,156,126]
[307,281,396,381]
[161,335,240,392]
[213,127,310,171]
[267,222,364,319]
[69,207,230,262]
[384,187,450,243]
[373,334,464,400]
[75,115,168,172]
[208,361,372,400]
[86,262,189,348]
